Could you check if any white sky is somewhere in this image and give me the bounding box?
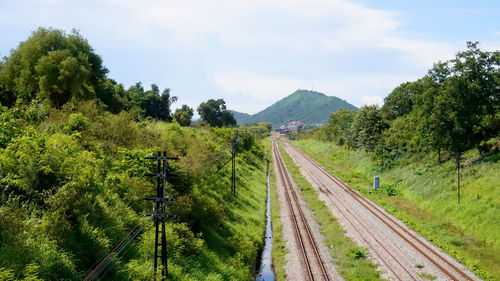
[0,0,499,113]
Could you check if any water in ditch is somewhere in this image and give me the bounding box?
[255,174,275,281]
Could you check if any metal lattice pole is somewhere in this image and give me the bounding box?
[145,152,178,280]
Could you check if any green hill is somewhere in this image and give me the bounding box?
[229,110,251,121]
[233,90,357,127]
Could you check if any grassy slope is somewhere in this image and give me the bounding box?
[293,139,500,280]
[128,129,269,281]
[278,143,383,281]
[0,105,269,281]
[169,161,267,281]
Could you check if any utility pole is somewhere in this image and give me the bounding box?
[214,130,239,196]
[145,151,179,280]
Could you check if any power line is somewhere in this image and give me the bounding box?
[83,221,147,281]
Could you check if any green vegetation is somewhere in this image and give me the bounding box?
[233,90,357,127]
[0,27,182,123]
[278,144,383,280]
[197,99,236,127]
[173,104,194,126]
[291,42,500,279]
[0,28,269,280]
[229,110,251,123]
[0,100,269,280]
[311,42,499,174]
[293,139,500,280]
[418,272,437,280]
[0,28,107,108]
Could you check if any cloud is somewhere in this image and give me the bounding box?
[0,0,462,113]
[378,37,456,67]
[361,95,384,106]
[101,0,403,51]
[213,70,415,112]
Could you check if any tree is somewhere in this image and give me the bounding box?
[0,27,108,108]
[326,108,355,145]
[351,105,386,151]
[126,83,177,121]
[173,104,194,126]
[96,78,129,114]
[381,80,427,121]
[421,42,500,156]
[382,113,422,153]
[420,42,500,203]
[197,99,236,127]
[158,88,177,121]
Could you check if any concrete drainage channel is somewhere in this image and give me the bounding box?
[255,174,275,281]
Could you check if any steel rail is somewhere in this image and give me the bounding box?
[284,140,474,281]
[283,142,418,281]
[272,140,330,281]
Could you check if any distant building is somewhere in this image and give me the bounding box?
[277,125,290,134]
[287,121,305,131]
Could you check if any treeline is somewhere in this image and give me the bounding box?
[311,42,499,165]
[0,27,236,127]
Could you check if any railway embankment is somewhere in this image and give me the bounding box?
[291,138,499,281]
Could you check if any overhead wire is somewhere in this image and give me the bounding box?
[93,223,146,280]
[99,228,145,281]
[83,221,148,281]
[83,218,145,272]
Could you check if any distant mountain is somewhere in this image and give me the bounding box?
[233,90,357,127]
[229,110,251,122]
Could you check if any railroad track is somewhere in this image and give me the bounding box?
[280,139,477,281]
[272,139,330,281]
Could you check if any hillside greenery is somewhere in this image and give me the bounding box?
[234,90,357,127]
[229,110,251,122]
[306,42,499,163]
[0,28,270,280]
[291,42,500,280]
[292,139,500,280]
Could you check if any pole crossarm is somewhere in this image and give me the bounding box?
[145,151,178,281]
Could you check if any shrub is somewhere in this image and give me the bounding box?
[347,246,369,260]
